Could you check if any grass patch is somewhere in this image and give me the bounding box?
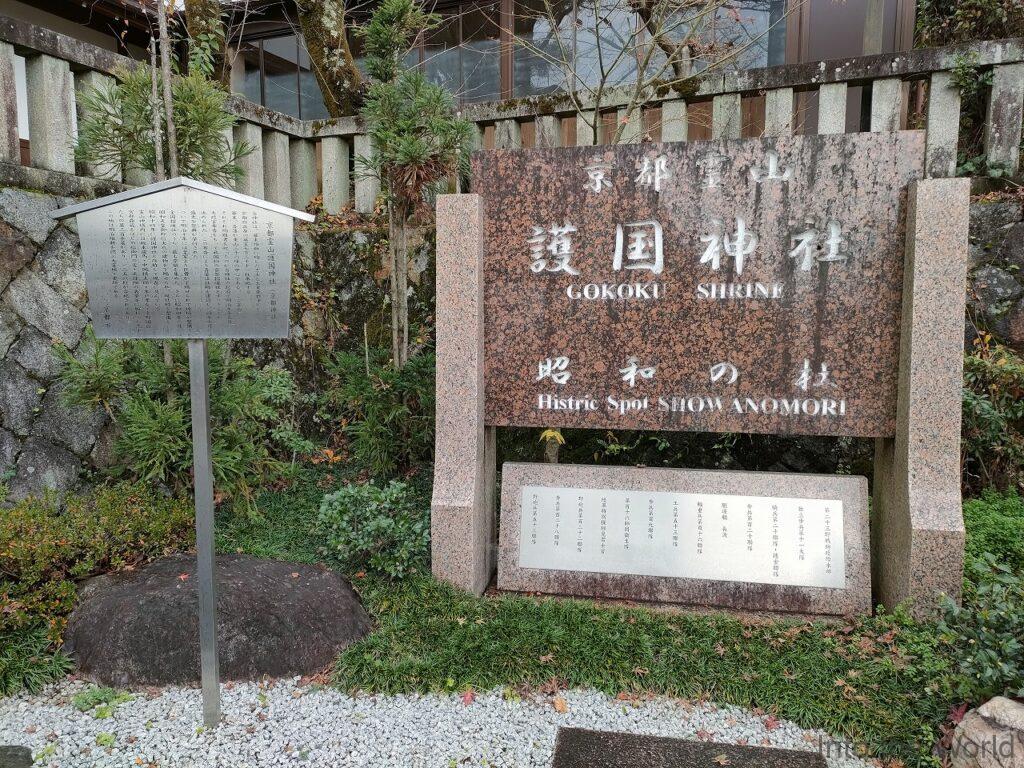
[215,468,339,563]
[199,468,970,765]
[963,490,1024,573]
[0,629,71,697]
[335,577,955,767]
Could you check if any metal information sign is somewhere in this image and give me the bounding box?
[518,486,846,589]
[54,178,314,728]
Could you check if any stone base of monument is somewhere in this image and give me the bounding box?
[551,728,826,768]
[498,462,871,617]
[65,554,371,687]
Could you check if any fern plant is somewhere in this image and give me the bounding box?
[56,335,311,511]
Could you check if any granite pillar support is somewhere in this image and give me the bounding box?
[926,71,960,178]
[25,54,75,174]
[661,100,687,142]
[711,94,741,139]
[289,138,318,211]
[763,88,794,137]
[534,115,562,148]
[234,122,264,199]
[321,136,350,215]
[431,193,495,595]
[353,133,379,214]
[984,62,1024,176]
[872,177,970,617]
[494,119,522,150]
[870,78,902,133]
[817,82,848,134]
[0,42,21,164]
[261,130,291,206]
[616,108,642,143]
[575,112,597,146]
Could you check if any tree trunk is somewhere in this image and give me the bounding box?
[149,37,166,181]
[157,0,179,177]
[387,201,402,368]
[396,206,409,368]
[184,0,230,86]
[296,0,365,118]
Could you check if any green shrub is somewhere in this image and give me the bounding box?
[318,480,428,578]
[56,331,313,510]
[962,340,1024,493]
[964,490,1024,573]
[0,483,193,639]
[75,65,251,186]
[940,555,1024,703]
[0,629,71,697]
[319,350,434,478]
[917,0,1024,47]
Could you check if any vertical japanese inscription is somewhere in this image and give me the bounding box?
[77,187,293,339]
[517,485,847,589]
[477,133,927,437]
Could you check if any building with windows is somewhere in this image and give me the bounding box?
[1,0,915,127]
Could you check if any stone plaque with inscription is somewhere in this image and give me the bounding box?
[57,178,313,340]
[499,462,871,615]
[474,132,927,437]
[434,138,968,617]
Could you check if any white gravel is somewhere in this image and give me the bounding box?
[0,679,875,767]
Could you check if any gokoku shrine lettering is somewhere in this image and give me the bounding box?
[475,132,927,437]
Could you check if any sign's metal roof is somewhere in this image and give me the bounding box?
[52,176,316,222]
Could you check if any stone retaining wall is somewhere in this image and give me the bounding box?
[1,181,1021,502]
[0,186,111,501]
[968,198,1024,347]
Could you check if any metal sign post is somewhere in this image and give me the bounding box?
[188,339,220,727]
[53,178,314,729]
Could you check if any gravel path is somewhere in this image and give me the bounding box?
[1,680,874,767]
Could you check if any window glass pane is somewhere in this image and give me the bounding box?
[425,16,461,95]
[641,9,698,79]
[298,37,330,119]
[712,0,787,69]
[574,0,638,89]
[347,31,420,76]
[347,31,368,75]
[514,0,573,97]
[263,34,300,116]
[238,41,262,104]
[462,3,501,102]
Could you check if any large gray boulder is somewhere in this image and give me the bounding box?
[0,359,41,435]
[2,269,87,348]
[0,188,60,246]
[6,436,81,501]
[950,697,1024,768]
[32,382,106,457]
[7,326,64,381]
[65,554,373,687]
[972,265,1024,308]
[35,226,86,309]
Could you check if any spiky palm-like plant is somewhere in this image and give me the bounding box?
[357,0,472,368]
